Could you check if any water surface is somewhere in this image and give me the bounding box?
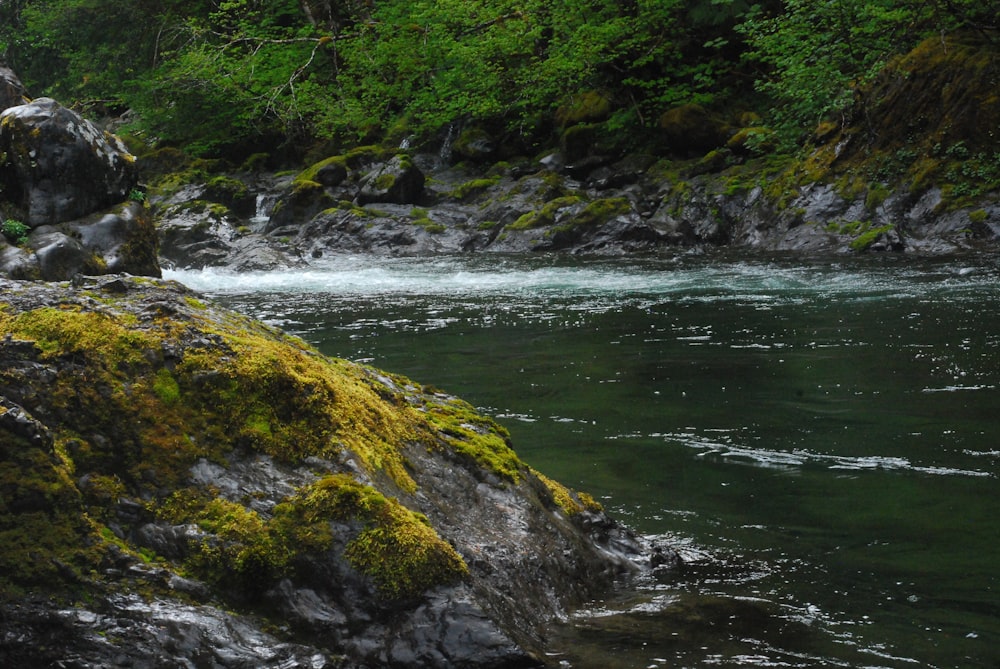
[168,251,1000,668]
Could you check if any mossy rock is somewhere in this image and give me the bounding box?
[508,196,584,230]
[452,126,496,162]
[658,104,733,158]
[555,90,613,127]
[296,155,349,188]
[799,33,1000,200]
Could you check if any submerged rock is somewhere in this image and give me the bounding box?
[0,275,655,667]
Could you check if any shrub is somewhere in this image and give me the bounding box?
[2,219,30,245]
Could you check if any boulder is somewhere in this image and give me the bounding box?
[357,154,425,205]
[0,67,27,112]
[0,97,137,225]
[0,202,161,280]
[0,276,656,667]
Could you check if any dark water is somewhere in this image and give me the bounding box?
[169,251,1000,668]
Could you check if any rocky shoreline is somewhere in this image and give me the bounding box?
[153,140,1000,274]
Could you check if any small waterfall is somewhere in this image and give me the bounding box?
[249,193,276,230]
[437,123,457,169]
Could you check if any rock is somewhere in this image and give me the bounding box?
[658,103,733,157]
[0,67,27,111]
[65,202,161,276]
[357,154,426,205]
[27,227,104,280]
[0,276,652,668]
[452,126,496,162]
[0,97,137,226]
[0,202,160,280]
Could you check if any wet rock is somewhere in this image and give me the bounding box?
[357,154,426,205]
[0,97,137,226]
[0,276,653,668]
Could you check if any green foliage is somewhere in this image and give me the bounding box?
[1,219,30,245]
[3,0,996,163]
[739,0,1000,144]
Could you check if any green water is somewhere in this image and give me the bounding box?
[171,251,1000,668]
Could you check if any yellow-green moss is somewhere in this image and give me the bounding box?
[563,197,631,229]
[419,396,523,482]
[449,176,501,201]
[312,475,468,599]
[509,196,584,230]
[555,90,612,126]
[850,224,895,251]
[969,209,988,224]
[0,429,102,597]
[295,155,348,184]
[152,368,181,405]
[158,474,468,598]
[532,469,604,515]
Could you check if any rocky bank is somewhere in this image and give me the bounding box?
[150,33,1000,271]
[0,274,664,667]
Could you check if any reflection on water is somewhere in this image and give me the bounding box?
[167,251,1000,668]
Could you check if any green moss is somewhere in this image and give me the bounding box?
[448,176,500,201]
[152,368,181,405]
[508,196,584,230]
[373,173,396,190]
[968,209,988,224]
[289,475,468,599]
[421,396,523,482]
[563,197,631,229]
[0,429,102,597]
[158,474,468,599]
[5,307,155,364]
[850,224,896,251]
[864,183,891,211]
[296,155,349,185]
[532,469,604,515]
[555,90,612,126]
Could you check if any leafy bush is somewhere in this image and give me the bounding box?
[1,219,30,245]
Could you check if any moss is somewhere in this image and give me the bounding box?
[864,183,891,211]
[508,196,584,230]
[291,475,467,599]
[420,396,523,482]
[159,474,468,599]
[968,209,988,224]
[152,368,181,405]
[563,197,631,229]
[555,90,612,126]
[850,224,896,251]
[449,176,501,201]
[295,155,349,185]
[532,469,604,515]
[0,429,103,597]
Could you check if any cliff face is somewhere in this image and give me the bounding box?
[0,275,653,667]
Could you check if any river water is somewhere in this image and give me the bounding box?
[167,251,1000,668]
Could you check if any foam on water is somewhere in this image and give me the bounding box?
[165,253,1000,303]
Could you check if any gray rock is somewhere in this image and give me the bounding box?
[357,154,426,205]
[0,97,137,225]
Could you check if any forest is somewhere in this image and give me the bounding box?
[1,0,998,161]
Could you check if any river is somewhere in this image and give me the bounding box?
[167,250,1000,668]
